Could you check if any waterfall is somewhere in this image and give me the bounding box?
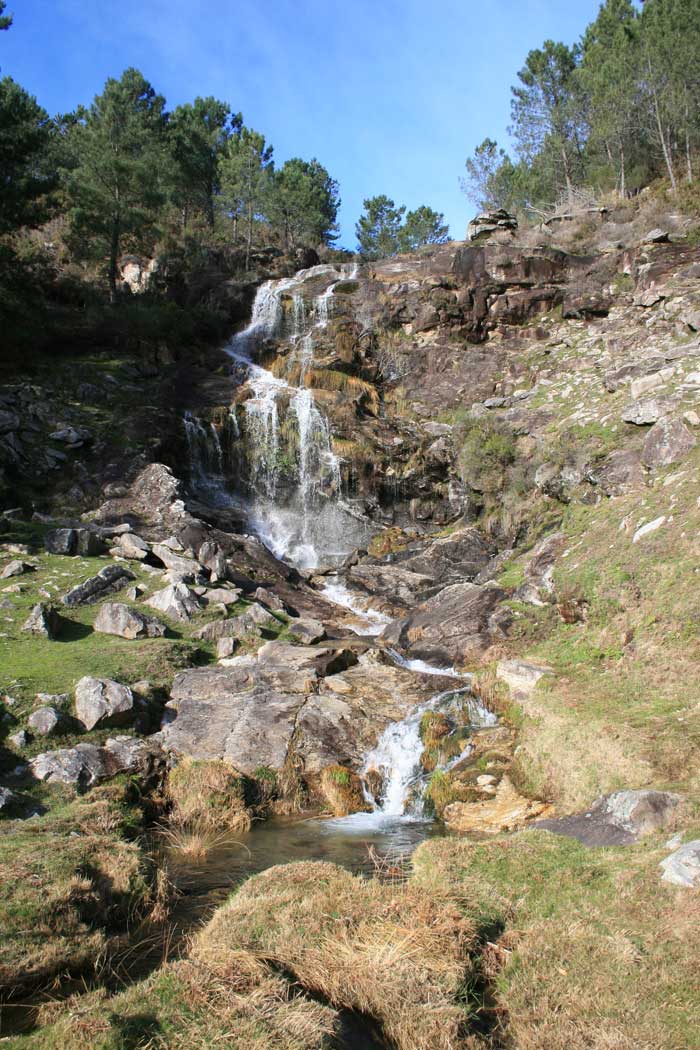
[219,262,372,569]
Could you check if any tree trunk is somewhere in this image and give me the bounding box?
[619,142,626,199]
[561,146,574,202]
[686,108,693,183]
[108,215,120,305]
[649,65,676,190]
[245,202,253,271]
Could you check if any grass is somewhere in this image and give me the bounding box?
[495,459,700,810]
[166,758,251,832]
[318,764,371,816]
[413,829,700,1049]
[196,860,479,1050]
[4,954,338,1050]
[0,779,152,999]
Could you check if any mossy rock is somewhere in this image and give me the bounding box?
[318,764,371,817]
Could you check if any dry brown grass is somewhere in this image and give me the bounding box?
[0,786,151,999]
[25,952,338,1049]
[166,757,251,832]
[195,860,477,1050]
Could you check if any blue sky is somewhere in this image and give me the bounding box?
[2,0,603,245]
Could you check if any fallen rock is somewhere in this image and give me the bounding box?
[62,564,135,606]
[348,563,435,606]
[93,602,166,639]
[252,586,286,612]
[216,637,238,659]
[0,559,34,579]
[536,789,683,846]
[204,586,241,608]
[198,540,227,581]
[45,528,77,555]
[443,776,548,833]
[288,618,325,645]
[642,417,696,468]
[113,533,150,560]
[659,840,700,887]
[632,516,666,544]
[30,743,107,789]
[0,786,18,812]
[22,602,60,639]
[643,228,669,244]
[146,581,201,621]
[621,398,672,425]
[27,706,62,737]
[8,729,27,748]
[74,675,135,731]
[151,543,203,580]
[29,736,153,790]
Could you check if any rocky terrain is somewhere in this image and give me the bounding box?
[2,202,700,1048]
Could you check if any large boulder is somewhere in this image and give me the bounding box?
[642,418,696,468]
[347,564,436,607]
[93,602,166,639]
[61,564,135,606]
[536,789,683,846]
[74,675,135,731]
[388,527,492,586]
[381,581,506,666]
[146,582,201,621]
[29,736,154,791]
[161,642,444,777]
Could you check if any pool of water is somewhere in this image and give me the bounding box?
[166,812,446,911]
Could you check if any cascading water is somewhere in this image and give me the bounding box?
[219,262,373,568]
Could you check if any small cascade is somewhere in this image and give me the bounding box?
[359,683,496,824]
[183,412,226,496]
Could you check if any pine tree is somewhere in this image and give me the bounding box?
[398,206,449,251]
[62,69,170,301]
[265,158,340,248]
[355,196,406,259]
[510,40,584,202]
[220,126,273,269]
[0,1,12,31]
[0,77,52,232]
[579,0,641,197]
[169,97,241,229]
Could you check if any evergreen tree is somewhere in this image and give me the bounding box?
[462,138,526,211]
[220,126,273,268]
[398,206,449,250]
[510,40,585,202]
[578,0,641,197]
[169,97,241,228]
[0,1,12,31]
[355,196,406,259]
[641,0,700,188]
[62,68,169,301]
[265,158,340,248]
[0,77,53,233]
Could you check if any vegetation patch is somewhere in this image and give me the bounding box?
[0,780,152,999]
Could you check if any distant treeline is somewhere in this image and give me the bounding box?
[463,0,700,214]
